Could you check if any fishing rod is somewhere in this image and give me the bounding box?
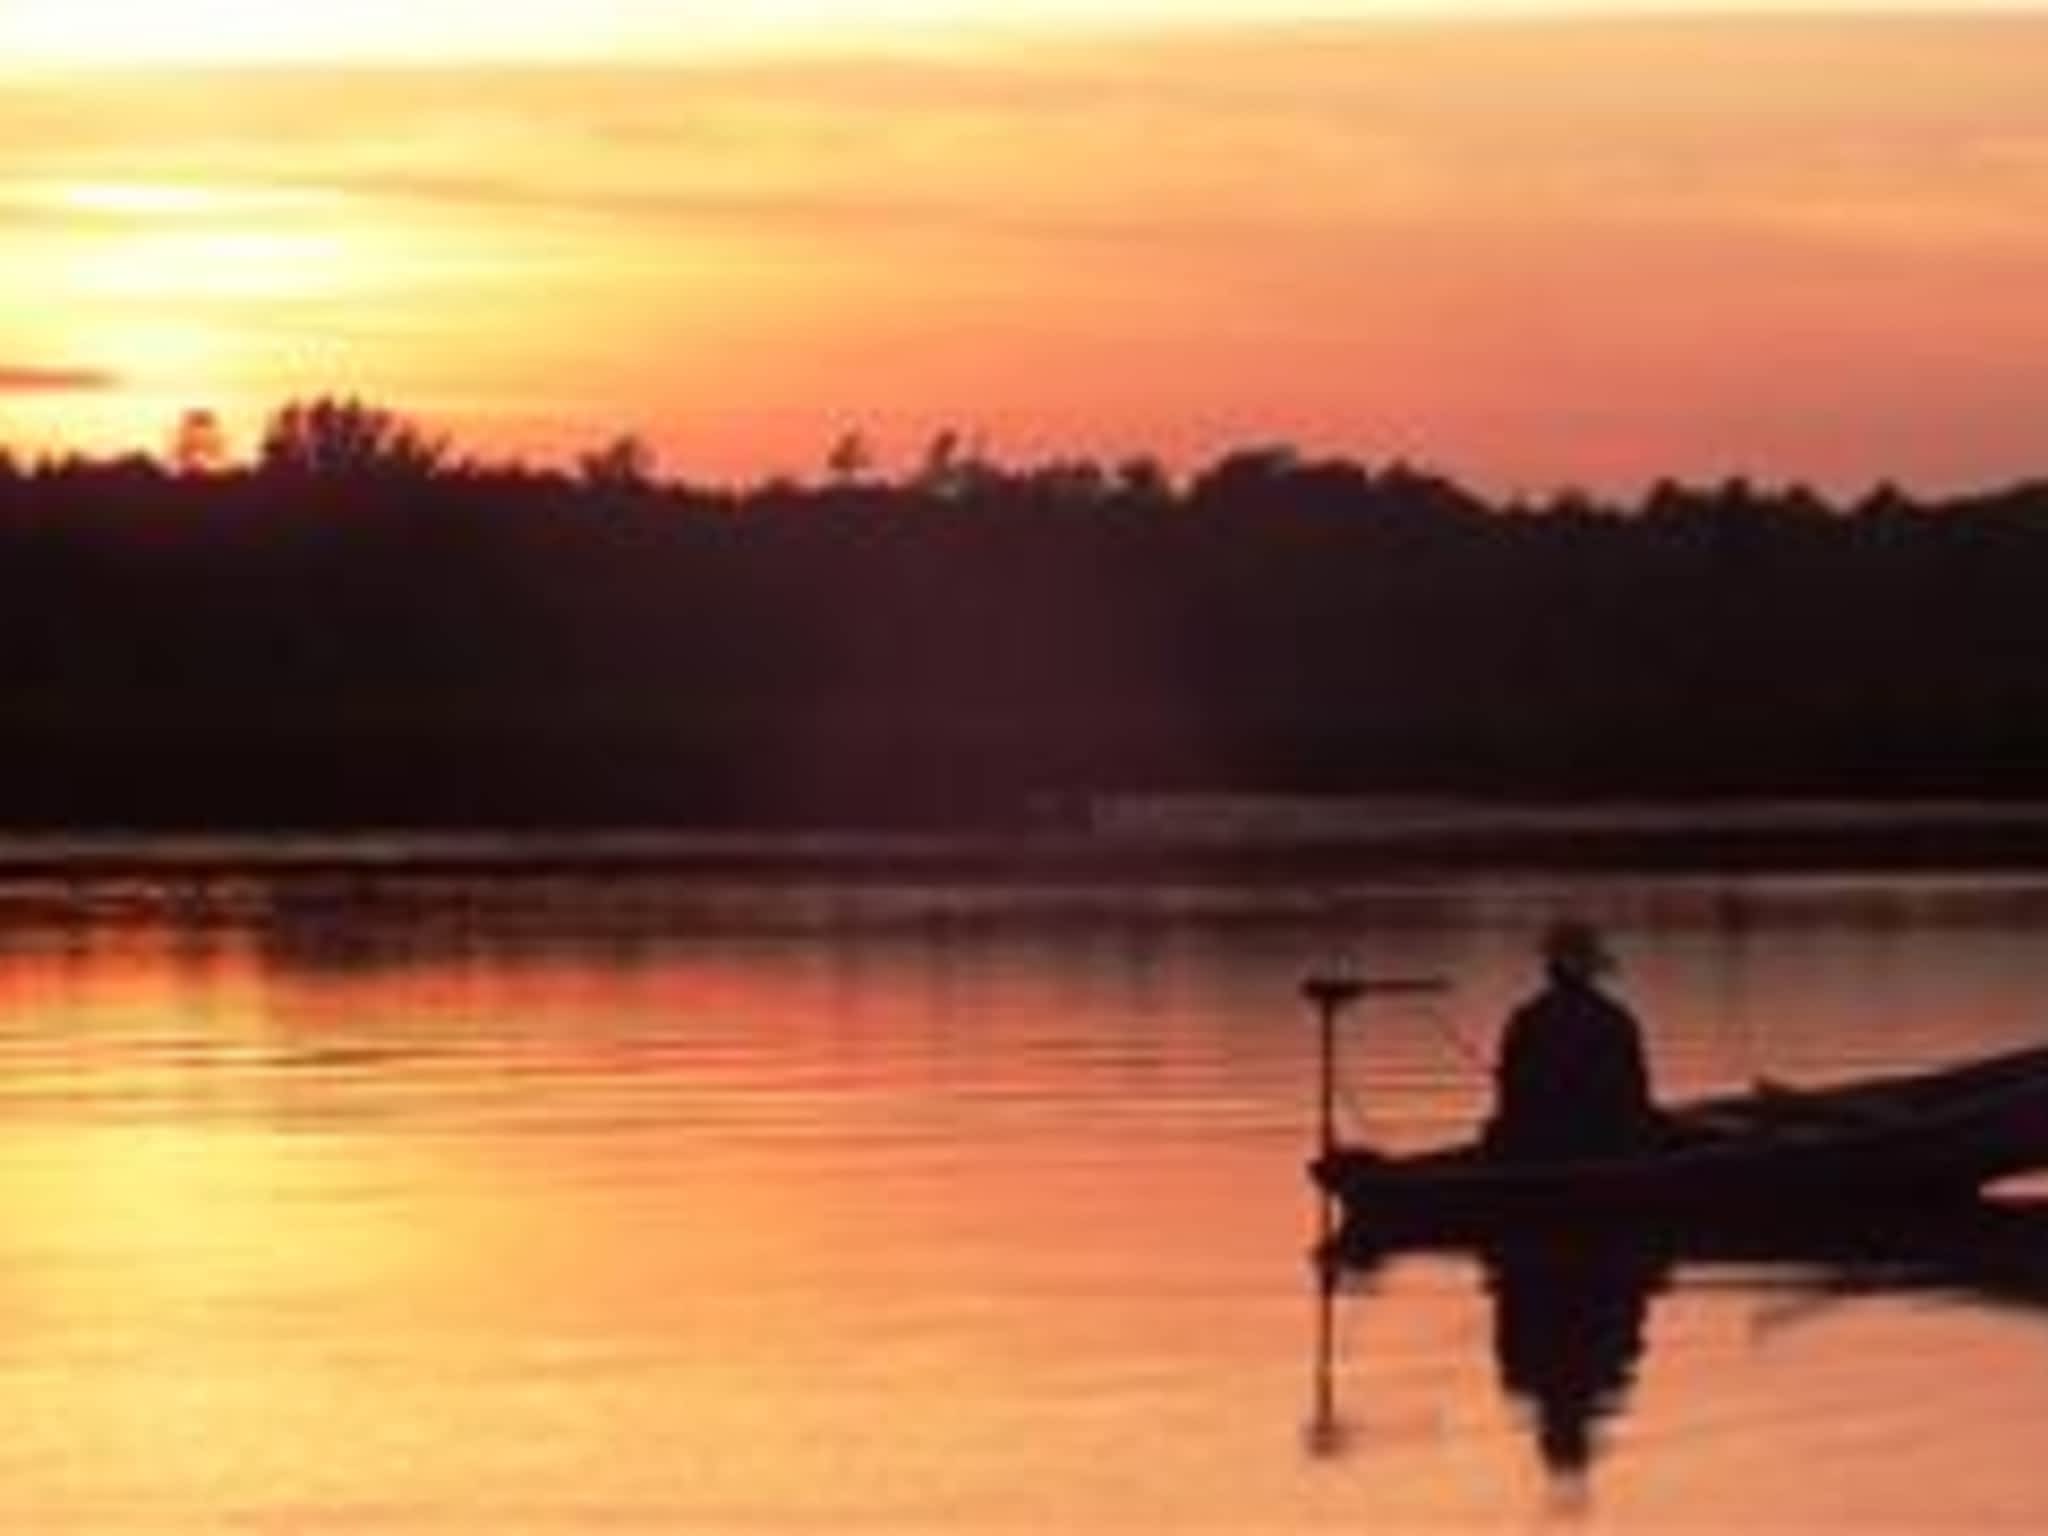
[1303,974,1451,1160]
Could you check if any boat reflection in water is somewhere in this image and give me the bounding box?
[1311,1198,2048,1490]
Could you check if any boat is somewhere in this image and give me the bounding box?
[1302,975,2048,1240]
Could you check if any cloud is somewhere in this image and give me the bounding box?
[11,20,2048,256]
[0,364,117,393]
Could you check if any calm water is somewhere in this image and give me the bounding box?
[0,857,2045,1531]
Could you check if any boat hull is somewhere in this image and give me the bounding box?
[1313,1043,2048,1240]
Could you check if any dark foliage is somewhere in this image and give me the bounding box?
[4,399,2048,827]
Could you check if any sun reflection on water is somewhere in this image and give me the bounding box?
[0,865,2041,1528]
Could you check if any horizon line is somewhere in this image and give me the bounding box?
[6,397,2036,507]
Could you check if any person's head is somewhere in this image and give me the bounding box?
[1541,920,1614,985]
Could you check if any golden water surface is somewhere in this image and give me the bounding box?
[0,856,2043,1530]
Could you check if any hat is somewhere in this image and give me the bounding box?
[1541,920,1614,980]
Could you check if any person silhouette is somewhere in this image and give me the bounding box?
[1485,922,1657,1161]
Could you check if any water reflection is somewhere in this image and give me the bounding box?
[1318,1200,2048,1495]
[4,859,2048,1527]
[1486,1237,1668,1481]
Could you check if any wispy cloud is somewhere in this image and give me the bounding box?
[0,364,117,393]
[5,15,2048,490]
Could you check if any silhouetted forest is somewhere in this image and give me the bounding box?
[4,398,2048,829]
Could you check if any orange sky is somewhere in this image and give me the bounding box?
[2,12,2046,493]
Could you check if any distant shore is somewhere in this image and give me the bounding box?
[14,419,2048,835]
[6,799,2048,880]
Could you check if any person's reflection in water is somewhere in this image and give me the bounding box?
[1486,1238,1671,1489]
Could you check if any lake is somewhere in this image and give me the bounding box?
[0,852,2044,1530]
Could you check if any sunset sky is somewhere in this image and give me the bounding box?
[2,5,2045,493]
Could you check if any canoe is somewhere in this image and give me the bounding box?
[1311,1041,2048,1240]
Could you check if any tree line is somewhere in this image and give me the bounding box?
[1,397,2045,828]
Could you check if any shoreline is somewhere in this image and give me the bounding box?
[5,801,2048,880]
